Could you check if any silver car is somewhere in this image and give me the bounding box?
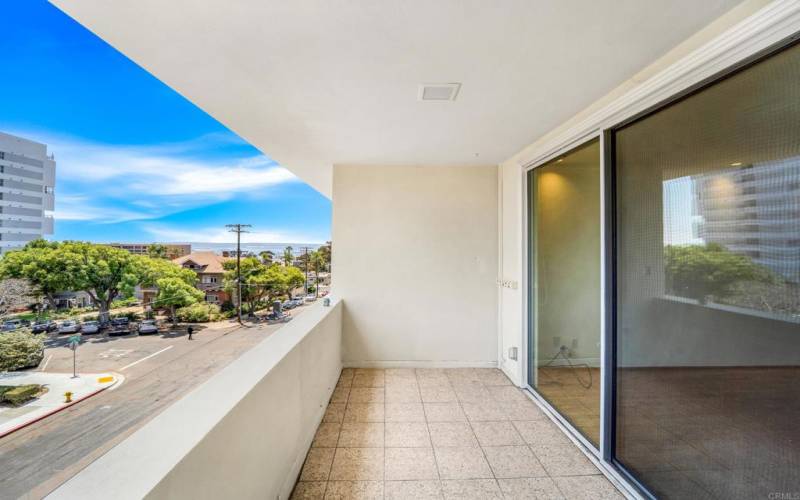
[81,320,100,334]
[137,319,159,335]
[58,320,81,334]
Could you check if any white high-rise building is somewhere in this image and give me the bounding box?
[0,132,55,253]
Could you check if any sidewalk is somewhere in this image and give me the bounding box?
[0,371,119,438]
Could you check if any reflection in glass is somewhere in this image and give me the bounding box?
[615,42,800,499]
[528,139,601,447]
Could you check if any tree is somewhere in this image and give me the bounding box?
[0,279,38,316]
[259,250,275,266]
[310,251,325,297]
[224,257,268,314]
[284,266,305,298]
[147,243,168,259]
[283,246,294,266]
[56,242,142,322]
[318,241,331,272]
[664,243,774,303]
[0,240,71,310]
[134,255,196,288]
[155,277,204,326]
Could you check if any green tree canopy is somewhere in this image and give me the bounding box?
[664,243,774,303]
[134,255,196,288]
[147,243,168,259]
[57,241,141,320]
[155,277,204,326]
[283,246,294,266]
[0,240,70,309]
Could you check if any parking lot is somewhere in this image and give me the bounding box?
[0,306,310,498]
[40,320,239,377]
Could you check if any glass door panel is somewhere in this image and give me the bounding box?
[614,42,800,499]
[528,139,602,447]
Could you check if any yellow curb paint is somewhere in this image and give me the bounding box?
[98,376,114,383]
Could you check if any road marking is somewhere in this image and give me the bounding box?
[40,354,52,371]
[119,346,174,371]
[99,349,133,359]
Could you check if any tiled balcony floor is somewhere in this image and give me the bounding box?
[292,368,623,499]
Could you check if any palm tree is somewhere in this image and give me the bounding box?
[282,246,294,266]
[310,251,325,297]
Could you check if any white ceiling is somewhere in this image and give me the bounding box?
[50,0,743,198]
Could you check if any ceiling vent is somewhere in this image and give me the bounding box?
[418,83,461,101]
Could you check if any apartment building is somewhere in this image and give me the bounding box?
[109,242,191,259]
[0,132,55,253]
[172,251,231,305]
[46,2,800,499]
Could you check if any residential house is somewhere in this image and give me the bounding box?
[47,2,800,500]
[172,251,232,305]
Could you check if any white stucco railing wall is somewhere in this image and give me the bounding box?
[48,299,343,500]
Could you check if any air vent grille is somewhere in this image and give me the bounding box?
[418,83,461,101]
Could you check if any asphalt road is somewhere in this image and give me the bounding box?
[0,310,306,500]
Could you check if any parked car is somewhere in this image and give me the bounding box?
[81,321,101,334]
[304,294,317,302]
[282,300,297,310]
[31,320,58,334]
[137,319,159,335]
[58,320,81,334]
[108,317,131,336]
[2,319,23,331]
[290,298,305,308]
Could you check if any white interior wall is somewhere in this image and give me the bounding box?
[498,164,524,384]
[332,164,498,367]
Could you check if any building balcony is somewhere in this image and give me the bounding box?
[47,299,625,500]
[293,367,620,500]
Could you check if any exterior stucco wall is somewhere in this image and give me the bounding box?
[332,165,498,367]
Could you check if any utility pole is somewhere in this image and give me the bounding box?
[226,224,251,324]
[303,246,309,296]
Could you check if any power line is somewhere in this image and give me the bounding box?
[226,224,251,324]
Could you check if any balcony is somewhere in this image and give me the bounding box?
[48,299,624,500]
[293,367,619,500]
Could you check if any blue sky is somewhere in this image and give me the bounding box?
[0,1,331,244]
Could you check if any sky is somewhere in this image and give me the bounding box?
[0,1,331,245]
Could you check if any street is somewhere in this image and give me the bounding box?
[0,310,306,499]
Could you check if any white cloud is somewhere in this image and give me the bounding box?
[141,224,323,244]
[46,134,297,196]
[53,195,156,223]
[9,130,301,224]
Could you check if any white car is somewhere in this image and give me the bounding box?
[81,321,100,334]
[304,295,317,302]
[58,320,81,334]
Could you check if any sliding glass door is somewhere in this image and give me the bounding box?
[527,139,602,448]
[524,39,800,500]
[613,41,800,498]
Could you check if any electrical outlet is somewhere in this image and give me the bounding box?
[508,347,518,360]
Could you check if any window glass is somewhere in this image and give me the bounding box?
[615,42,800,498]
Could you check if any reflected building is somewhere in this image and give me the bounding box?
[692,158,800,283]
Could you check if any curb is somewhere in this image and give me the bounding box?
[0,379,116,439]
